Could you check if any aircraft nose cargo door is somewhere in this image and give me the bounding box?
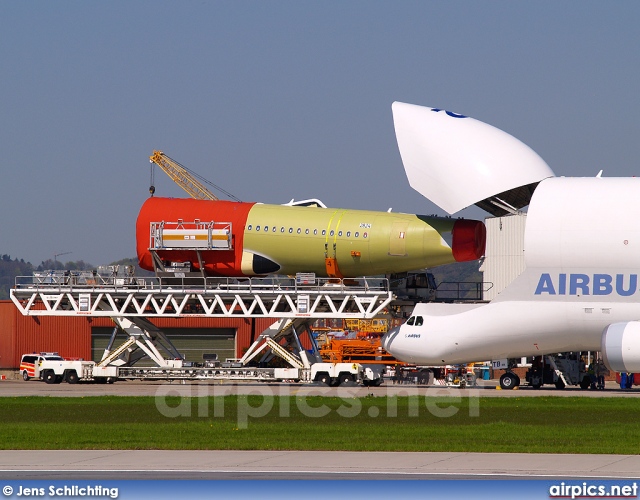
[392,101,555,217]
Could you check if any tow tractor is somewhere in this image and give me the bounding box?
[494,353,591,390]
[524,353,591,389]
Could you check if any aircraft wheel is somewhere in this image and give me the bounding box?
[499,372,518,390]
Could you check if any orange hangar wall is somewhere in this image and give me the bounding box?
[0,301,274,369]
[0,302,91,368]
[0,301,17,369]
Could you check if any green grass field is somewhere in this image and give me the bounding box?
[1,395,637,453]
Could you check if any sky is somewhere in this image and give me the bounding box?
[2,1,640,267]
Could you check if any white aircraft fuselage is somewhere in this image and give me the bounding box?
[383,103,640,374]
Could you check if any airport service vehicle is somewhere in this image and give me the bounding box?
[522,354,591,390]
[383,101,640,388]
[19,352,65,382]
[33,357,96,384]
[20,350,376,387]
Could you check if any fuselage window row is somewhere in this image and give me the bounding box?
[246,225,365,238]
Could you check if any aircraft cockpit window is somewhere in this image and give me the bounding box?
[415,316,424,326]
[406,316,415,326]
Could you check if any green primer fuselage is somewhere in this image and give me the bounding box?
[243,204,459,277]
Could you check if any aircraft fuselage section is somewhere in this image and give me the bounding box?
[242,204,462,276]
[136,197,485,278]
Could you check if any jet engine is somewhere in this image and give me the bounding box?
[601,322,640,373]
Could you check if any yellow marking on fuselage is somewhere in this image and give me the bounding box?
[324,209,340,258]
[332,210,348,258]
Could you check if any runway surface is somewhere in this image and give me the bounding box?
[1,450,639,480]
[1,378,638,397]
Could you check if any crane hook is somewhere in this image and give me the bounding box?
[149,162,156,197]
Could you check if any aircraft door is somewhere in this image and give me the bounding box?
[389,221,409,256]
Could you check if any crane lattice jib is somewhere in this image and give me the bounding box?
[149,150,218,201]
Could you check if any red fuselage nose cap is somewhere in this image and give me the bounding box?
[452,219,486,262]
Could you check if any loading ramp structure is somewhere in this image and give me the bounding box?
[11,273,391,319]
[10,273,394,384]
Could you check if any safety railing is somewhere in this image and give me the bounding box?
[13,274,390,295]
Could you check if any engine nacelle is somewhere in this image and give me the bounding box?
[601,322,640,373]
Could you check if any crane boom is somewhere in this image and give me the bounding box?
[149,150,219,201]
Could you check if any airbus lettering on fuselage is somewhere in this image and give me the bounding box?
[535,273,639,296]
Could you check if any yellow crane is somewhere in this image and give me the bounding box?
[148,150,240,201]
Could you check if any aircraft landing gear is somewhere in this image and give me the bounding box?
[499,372,520,390]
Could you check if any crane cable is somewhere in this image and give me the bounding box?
[169,155,242,202]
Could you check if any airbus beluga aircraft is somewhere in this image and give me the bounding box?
[382,102,640,383]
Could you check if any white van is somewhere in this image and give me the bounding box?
[19,352,64,381]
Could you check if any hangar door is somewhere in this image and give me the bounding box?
[91,327,236,365]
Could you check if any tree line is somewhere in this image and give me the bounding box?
[0,255,151,300]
